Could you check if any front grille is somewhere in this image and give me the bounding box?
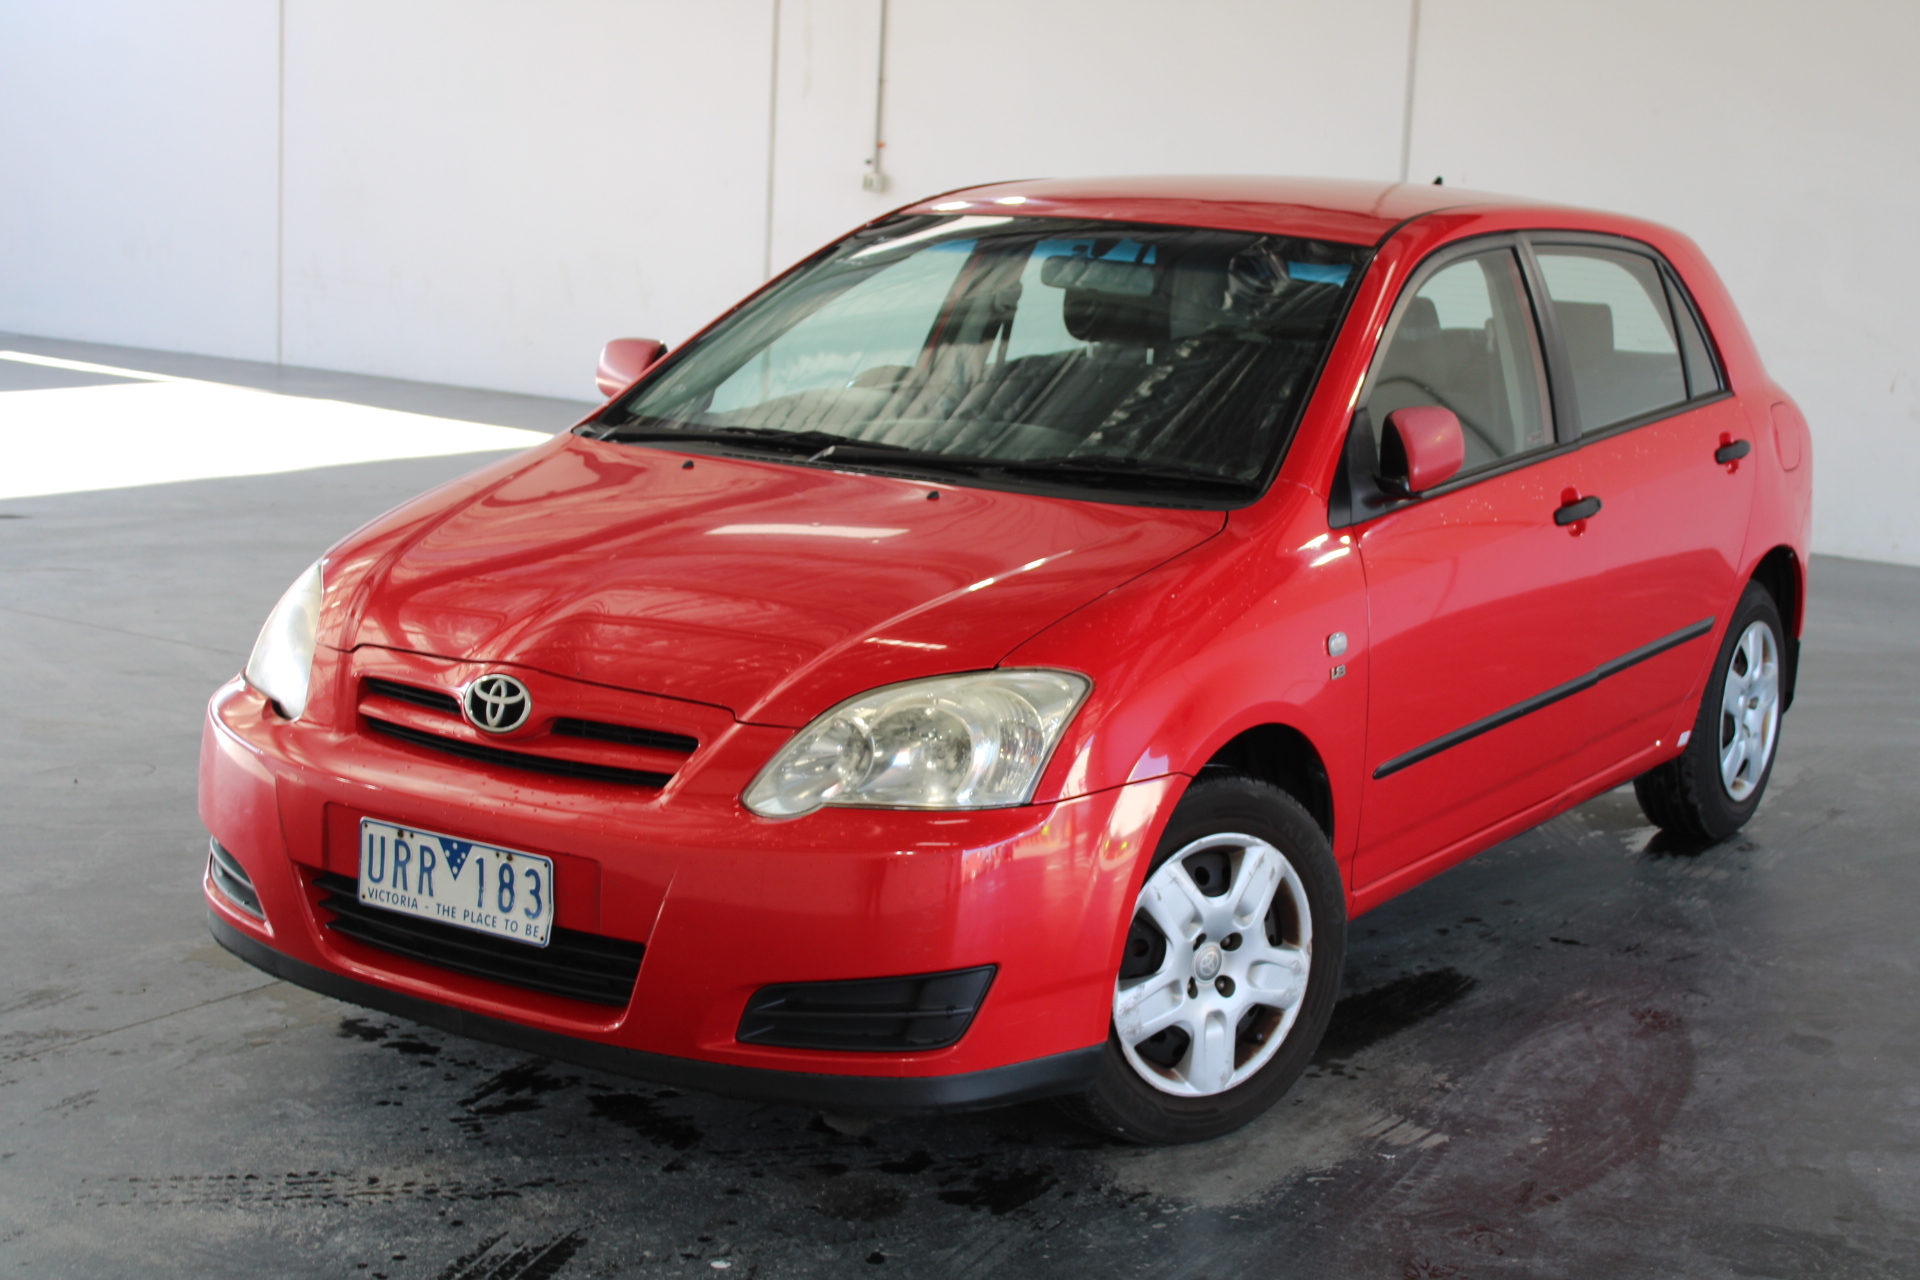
[315,873,644,1006]
[737,966,996,1051]
[208,838,264,918]
[552,717,699,754]
[363,677,461,715]
[365,717,673,788]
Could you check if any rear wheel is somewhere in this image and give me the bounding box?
[1634,581,1785,842]
[1065,776,1345,1144]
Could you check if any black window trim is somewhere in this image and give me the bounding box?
[1513,236,1581,444]
[1331,228,1735,529]
[1661,262,1728,399]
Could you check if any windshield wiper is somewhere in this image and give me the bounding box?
[987,455,1251,493]
[595,426,1245,493]
[595,425,912,456]
[597,424,1002,475]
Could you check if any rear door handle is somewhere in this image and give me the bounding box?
[1715,438,1752,464]
[1554,495,1602,525]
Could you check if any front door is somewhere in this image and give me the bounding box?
[1350,243,1622,895]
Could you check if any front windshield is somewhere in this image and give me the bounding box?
[587,214,1368,502]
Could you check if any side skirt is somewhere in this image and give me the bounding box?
[1351,737,1673,917]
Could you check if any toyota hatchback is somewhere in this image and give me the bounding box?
[203,176,1811,1143]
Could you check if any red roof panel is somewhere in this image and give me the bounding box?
[903,175,1549,244]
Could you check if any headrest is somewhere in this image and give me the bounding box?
[1042,253,1168,345]
[1040,255,1154,295]
[1557,301,1614,363]
[1398,295,1441,341]
[1061,291,1170,345]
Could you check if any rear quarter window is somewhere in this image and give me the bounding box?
[1665,272,1724,398]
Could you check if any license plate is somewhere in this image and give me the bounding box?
[358,819,553,947]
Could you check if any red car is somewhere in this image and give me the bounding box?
[203,177,1811,1144]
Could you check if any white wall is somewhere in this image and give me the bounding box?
[281,0,776,394]
[2,0,1915,565]
[0,0,279,360]
[767,0,1410,270]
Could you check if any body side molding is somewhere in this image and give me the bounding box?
[1373,617,1716,780]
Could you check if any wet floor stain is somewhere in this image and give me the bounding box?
[1314,967,1479,1064]
[934,1165,1058,1215]
[814,1173,907,1222]
[586,1090,704,1151]
[458,1062,576,1111]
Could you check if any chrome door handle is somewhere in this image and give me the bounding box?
[1554,495,1602,525]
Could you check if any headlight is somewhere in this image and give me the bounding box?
[744,670,1091,818]
[243,560,325,719]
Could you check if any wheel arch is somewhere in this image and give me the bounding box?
[1193,723,1335,846]
[1750,544,1803,636]
[1749,544,1804,710]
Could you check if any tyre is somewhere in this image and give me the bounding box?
[1064,776,1346,1145]
[1634,580,1786,843]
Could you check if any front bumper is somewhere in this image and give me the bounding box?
[209,911,1102,1113]
[200,676,1177,1112]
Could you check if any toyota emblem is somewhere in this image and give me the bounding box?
[463,674,532,733]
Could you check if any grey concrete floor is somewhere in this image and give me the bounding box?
[2,342,1918,1278]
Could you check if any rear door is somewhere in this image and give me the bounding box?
[1526,238,1755,748]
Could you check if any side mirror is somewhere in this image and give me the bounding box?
[1378,406,1464,496]
[596,338,667,399]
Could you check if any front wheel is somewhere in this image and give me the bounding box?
[1634,580,1786,842]
[1064,776,1346,1145]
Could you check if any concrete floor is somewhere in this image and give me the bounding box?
[2,338,1917,1279]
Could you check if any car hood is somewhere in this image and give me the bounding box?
[331,435,1223,725]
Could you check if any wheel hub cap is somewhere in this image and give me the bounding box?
[1113,832,1313,1098]
[1194,943,1223,982]
[1718,619,1781,803]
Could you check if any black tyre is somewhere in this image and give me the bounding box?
[1634,581,1786,843]
[1064,776,1346,1145]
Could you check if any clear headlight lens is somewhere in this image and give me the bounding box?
[243,560,325,720]
[744,670,1091,818]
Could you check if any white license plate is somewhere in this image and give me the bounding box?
[358,819,553,947]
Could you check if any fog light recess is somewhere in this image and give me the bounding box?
[208,838,265,919]
[737,966,996,1052]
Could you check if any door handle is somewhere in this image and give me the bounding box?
[1715,438,1752,464]
[1554,494,1602,526]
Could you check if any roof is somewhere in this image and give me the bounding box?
[901,175,1548,246]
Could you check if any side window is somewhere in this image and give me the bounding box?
[1366,248,1552,473]
[1534,247,1687,432]
[1665,273,1723,398]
